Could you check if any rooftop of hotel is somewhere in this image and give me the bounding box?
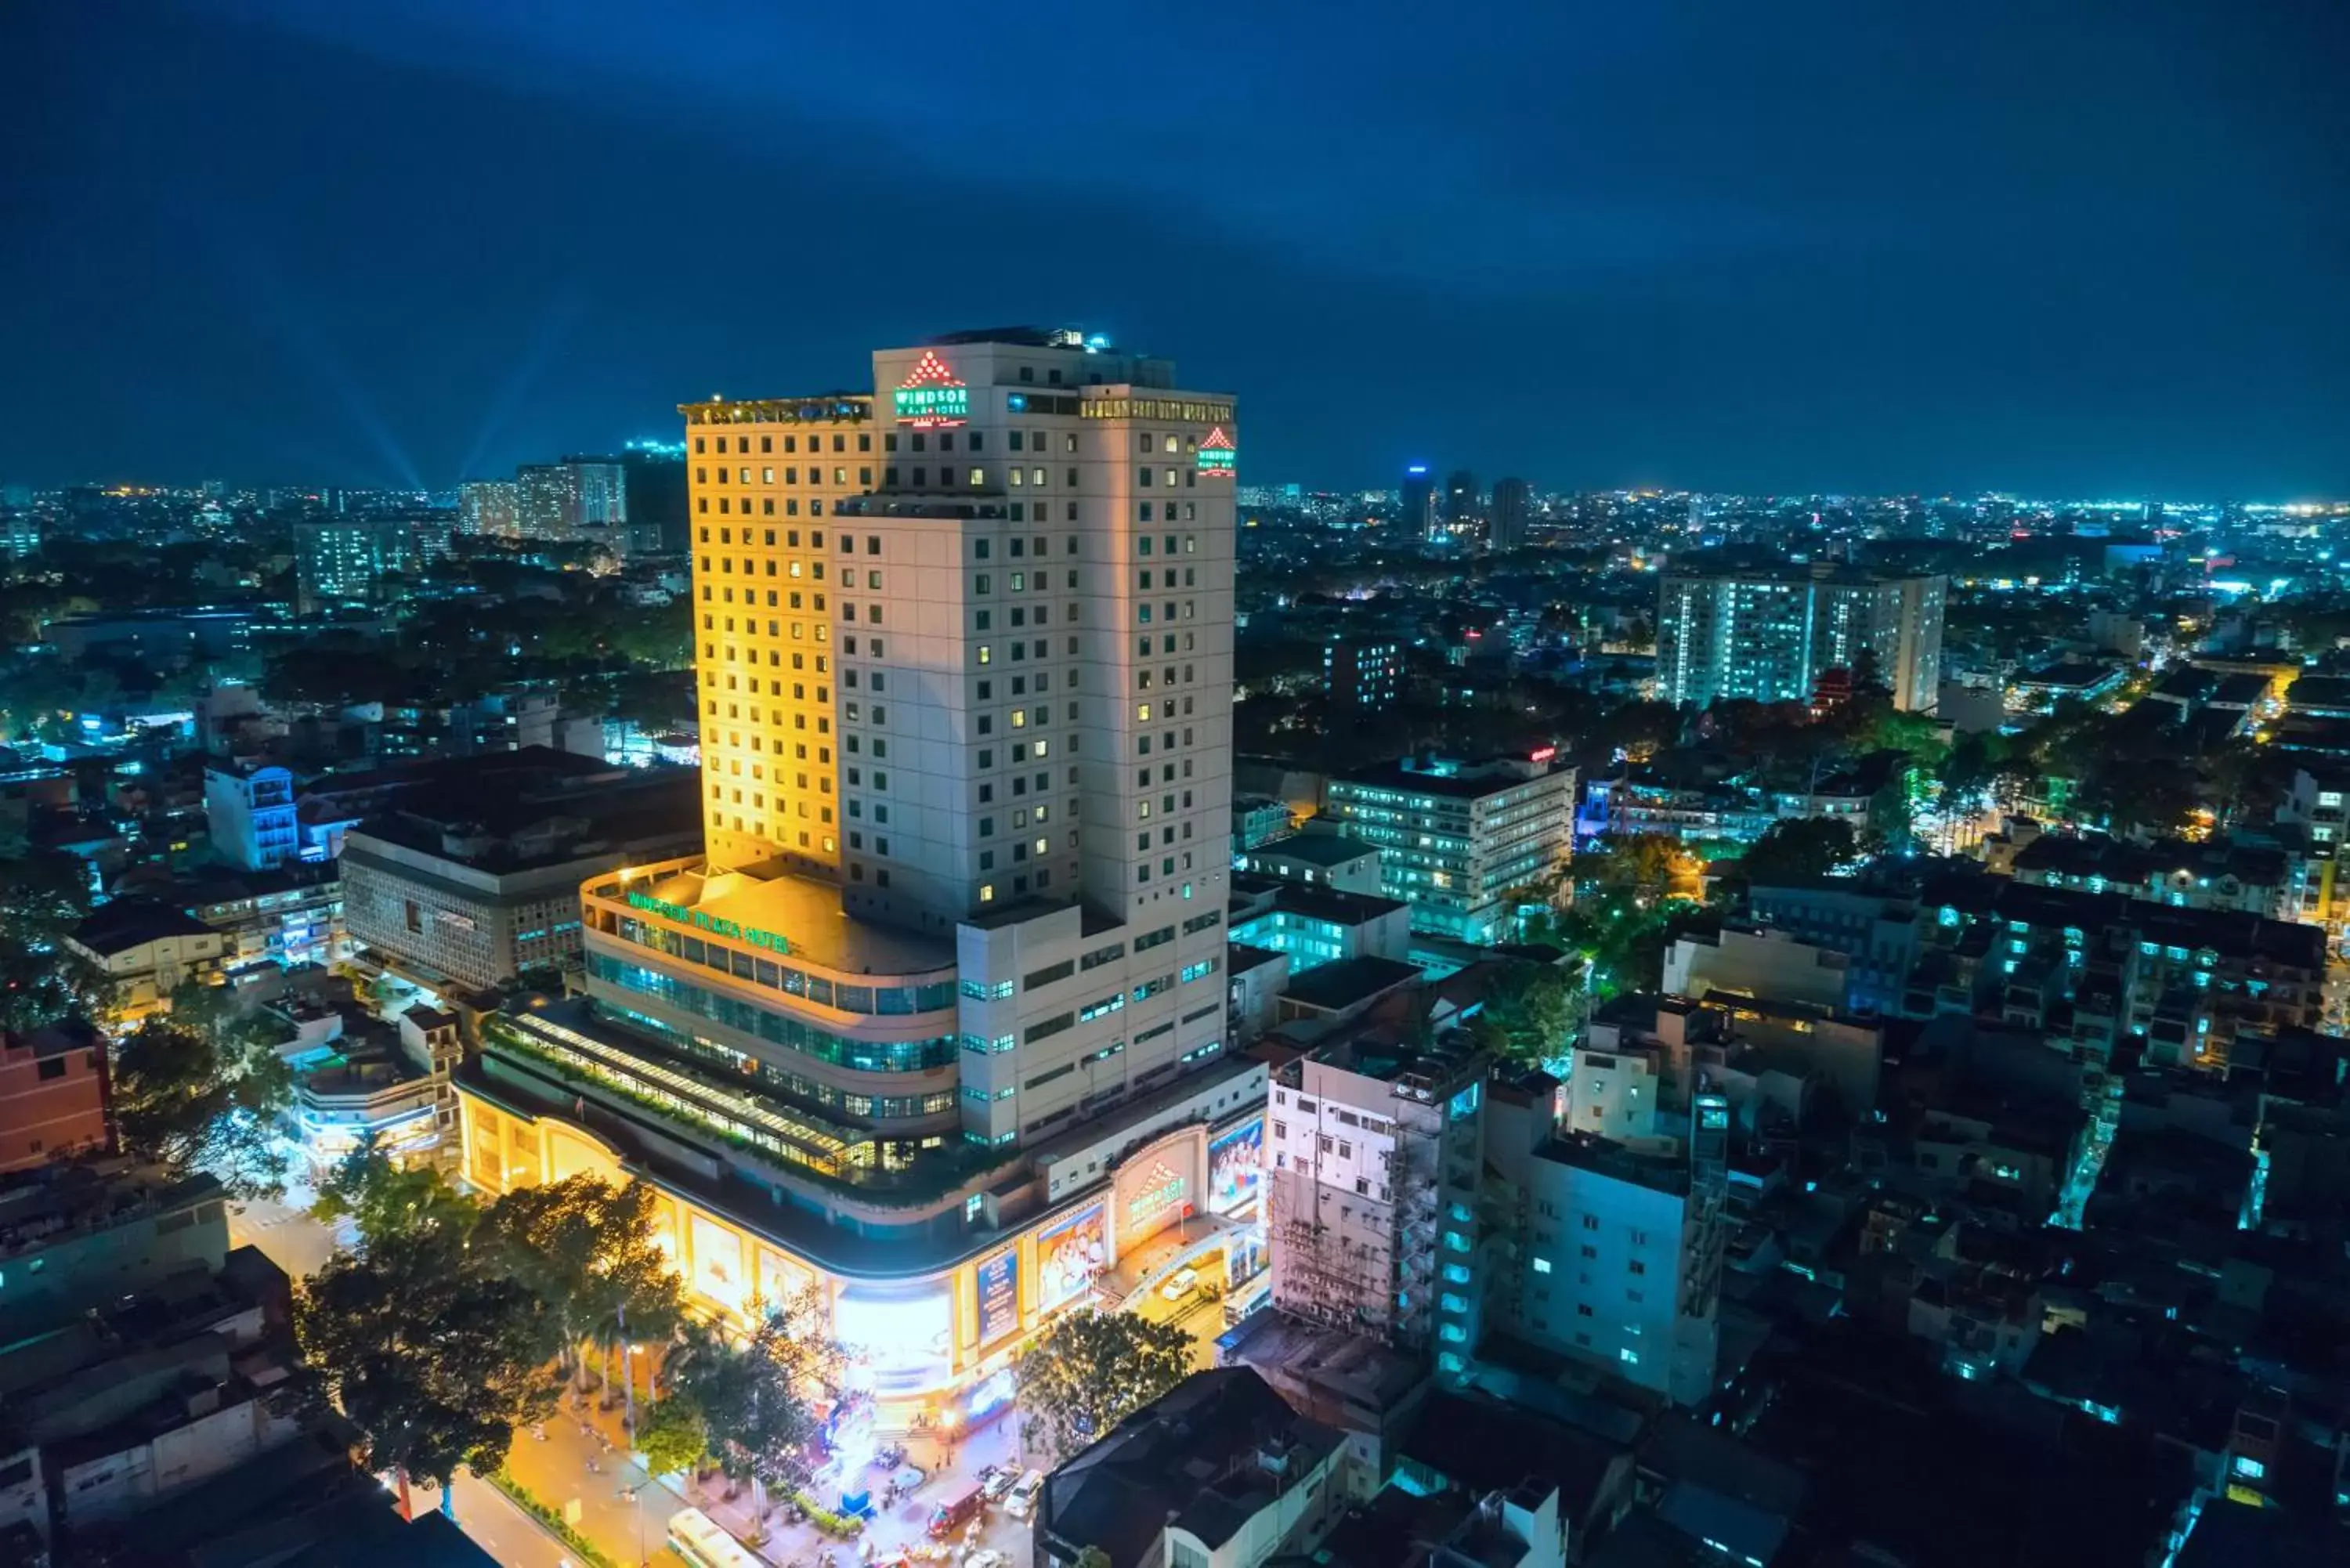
[1276,956,1423,1015]
[613,860,955,977]
[70,896,215,956]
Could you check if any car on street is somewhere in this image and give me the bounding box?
[1159,1267,1199,1303]
[980,1467,1018,1502]
[1004,1469,1045,1520]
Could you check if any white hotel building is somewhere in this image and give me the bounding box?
[457,329,1269,1420]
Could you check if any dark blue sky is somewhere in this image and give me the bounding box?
[4,1,2345,497]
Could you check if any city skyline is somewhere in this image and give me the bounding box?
[6,3,2348,498]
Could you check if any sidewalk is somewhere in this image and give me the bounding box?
[503,1382,685,1567]
[679,1413,1026,1566]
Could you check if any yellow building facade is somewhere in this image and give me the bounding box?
[455,1070,1264,1414]
[685,396,876,876]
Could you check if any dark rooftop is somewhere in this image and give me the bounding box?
[1277,956,1423,1014]
[71,896,214,956]
[1247,832,1379,868]
[1043,1367,1343,1568]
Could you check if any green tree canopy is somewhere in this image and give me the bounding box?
[1735,816,1860,886]
[314,1133,482,1251]
[294,1230,562,1494]
[110,1017,293,1198]
[634,1393,711,1479]
[663,1314,822,1499]
[1015,1309,1193,1465]
[0,854,112,1035]
[479,1174,682,1381]
[1467,960,1582,1068]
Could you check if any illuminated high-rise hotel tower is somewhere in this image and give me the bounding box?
[585,328,1240,1153]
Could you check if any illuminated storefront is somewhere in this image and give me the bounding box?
[457,1077,1261,1408]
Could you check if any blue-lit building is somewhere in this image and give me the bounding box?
[204,761,298,873]
[1227,875,1409,974]
[1324,639,1401,710]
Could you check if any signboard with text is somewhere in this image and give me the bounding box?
[893,349,970,428]
[1197,425,1235,475]
[976,1250,1019,1346]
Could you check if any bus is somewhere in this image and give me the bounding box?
[667,1506,767,1568]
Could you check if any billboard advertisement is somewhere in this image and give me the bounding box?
[1207,1117,1264,1216]
[689,1213,747,1313]
[975,1249,1019,1347]
[1036,1201,1107,1313]
[1121,1157,1189,1245]
[756,1245,815,1318]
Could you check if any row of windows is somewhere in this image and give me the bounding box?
[602,921,954,1017]
[703,495,832,517]
[698,432,866,454]
[587,953,956,1073]
[699,465,864,486]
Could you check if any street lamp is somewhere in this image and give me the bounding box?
[620,1472,653,1567]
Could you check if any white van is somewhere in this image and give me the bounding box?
[1159,1267,1200,1303]
[1005,1469,1045,1521]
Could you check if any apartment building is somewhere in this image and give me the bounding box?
[1325,755,1574,942]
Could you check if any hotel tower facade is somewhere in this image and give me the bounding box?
[457,330,1267,1416]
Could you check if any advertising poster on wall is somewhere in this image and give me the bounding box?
[1207,1117,1264,1216]
[689,1213,747,1313]
[1122,1158,1189,1245]
[1036,1201,1107,1312]
[975,1250,1019,1346]
[757,1245,815,1318]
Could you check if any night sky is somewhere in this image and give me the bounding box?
[5,2,2345,497]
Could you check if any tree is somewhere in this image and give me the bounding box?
[1468,960,1582,1068]
[295,1230,562,1515]
[314,1133,481,1251]
[0,854,112,1035]
[1577,833,1686,905]
[110,1017,293,1198]
[1735,817,1860,886]
[1015,1309,1193,1465]
[634,1393,713,1481]
[480,1175,682,1407]
[663,1315,821,1532]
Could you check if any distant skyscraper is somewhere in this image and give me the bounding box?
[515,458,628,551]
[1657,567,1947,713]
[1400,464,1434,540]
[1443,469,1479,527]
[459,479,519,538]
[616,447,689,555]
[294,515,407,613]
[0,508,39,562]
[1489,476,1530,552]
[1322,639,1400,709]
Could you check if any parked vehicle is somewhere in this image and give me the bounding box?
[927,1479,989,1539]
[1004,1470,1045,1521]
[1159,1267,1200,1303]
